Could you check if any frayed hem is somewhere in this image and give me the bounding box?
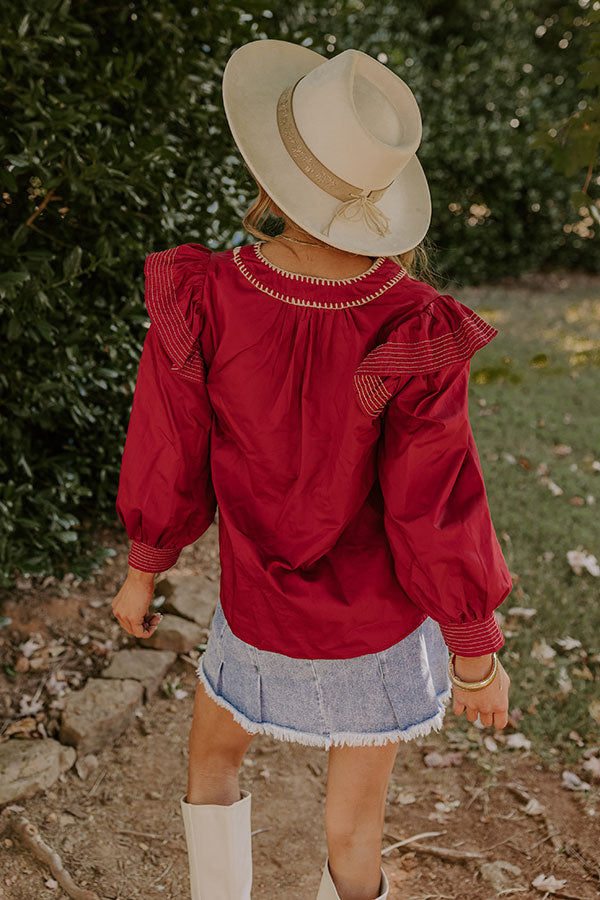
[196,658,453,750]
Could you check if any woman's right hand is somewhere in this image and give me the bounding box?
[111,567,162,639]
[451,654,510,730]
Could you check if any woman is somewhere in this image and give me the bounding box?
[112,39,512,900]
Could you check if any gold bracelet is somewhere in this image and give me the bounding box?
[448,652,498,691]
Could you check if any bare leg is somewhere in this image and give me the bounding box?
[186,678,255,805]
[325,741,399,900]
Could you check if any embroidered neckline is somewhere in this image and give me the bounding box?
[232,245,407,310]
[253,241,386,285]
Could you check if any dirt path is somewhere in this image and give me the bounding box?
[1,525,599,899]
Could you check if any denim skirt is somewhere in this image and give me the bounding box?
[196,599,453,750]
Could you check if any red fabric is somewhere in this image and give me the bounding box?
[116,241,513,660]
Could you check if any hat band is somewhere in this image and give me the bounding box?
[276,77,393,239]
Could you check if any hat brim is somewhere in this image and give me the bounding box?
[222,39,432,257]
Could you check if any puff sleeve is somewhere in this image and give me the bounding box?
[115,244,217,573]
[366,294,513,657]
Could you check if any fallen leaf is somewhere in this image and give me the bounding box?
[434,799,461,813]
[19,697,45,718]
[572,665,594,681]
[506,733,532,750]
[19,637,45,658]
[508,707,525,726]
[508,606,537,618]
[480,860,522,892]
[582,746,599,759]
[555,636,582,650]
[423,751,463,768]
[539,476,563,496]
[532,872,567,892]
[45,671,68,697]
[557,667,573,694]
[395,790,417,805]
[589,700,600,724]
[567,548,600,576]
[523,797,545,816]
[561,770,591,791]
[531,640,556,663]
[4,717,38,737]
[553,444,573,456]
[582,757,600,780]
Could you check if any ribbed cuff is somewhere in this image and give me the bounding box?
[440,612,505,657]
[128,540,181,573]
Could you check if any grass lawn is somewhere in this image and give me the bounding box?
[450,273,600,767]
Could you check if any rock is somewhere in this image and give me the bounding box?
[0,739,76,804]
[101,648,177,701]
[59,678,143,754]
[479,860,522,892]
[155,575,218,628]
[139,613,205,653]
[58,812,78,827]
[75,753,99,781]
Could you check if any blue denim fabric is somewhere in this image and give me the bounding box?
[196,598,453,749]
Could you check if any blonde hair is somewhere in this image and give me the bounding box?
[240,168,443,289]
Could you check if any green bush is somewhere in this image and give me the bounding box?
[0,0,596,587]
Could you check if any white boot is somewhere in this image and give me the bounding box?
[316,855,389,899]
[180,789,252,899]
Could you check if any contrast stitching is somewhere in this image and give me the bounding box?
[353,311,498,417]
[145,247,207,385]
[356,314,498,373]
[233,245,406,309]
[128,540,180,570]
[354,372,394,417]
[253,240,386,285]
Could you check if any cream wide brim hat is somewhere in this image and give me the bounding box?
[222,39,432,258]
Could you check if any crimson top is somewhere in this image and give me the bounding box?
[115,240,513,660]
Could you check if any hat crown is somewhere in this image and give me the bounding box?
[291,49,422,191]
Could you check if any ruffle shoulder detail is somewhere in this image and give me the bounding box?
[354,293,498,417]
[144,243,212,384]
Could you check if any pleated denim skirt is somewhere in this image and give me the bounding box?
[196,599,453,750]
